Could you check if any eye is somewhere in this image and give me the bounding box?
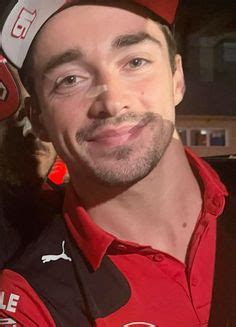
[53,73,90,95]
[55,75,82,88]
[127,58,149,69]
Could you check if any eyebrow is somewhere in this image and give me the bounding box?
[42,48,83,76]
[112,32,162,49]
[42,32,161,76]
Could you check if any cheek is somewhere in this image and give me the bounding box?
[136,76,175,115]
[41,95,92,132]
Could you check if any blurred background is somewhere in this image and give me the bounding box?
[176,0,236,157]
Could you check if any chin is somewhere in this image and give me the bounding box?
[87,152,161,187]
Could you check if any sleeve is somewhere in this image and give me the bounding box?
[0,269,55,327]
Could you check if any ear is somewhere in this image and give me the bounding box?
[173,55,185,106]
[24,96,51,141]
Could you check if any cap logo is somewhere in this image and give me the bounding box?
[0,82,8,101]
[11,7,36,39]
[0,56,21,120]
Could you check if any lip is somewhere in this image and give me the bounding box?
[87,123,146,146]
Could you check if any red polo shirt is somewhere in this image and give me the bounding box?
[0,149,227,326]
[64,148,227,326]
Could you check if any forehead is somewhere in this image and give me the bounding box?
[32,5,166,59]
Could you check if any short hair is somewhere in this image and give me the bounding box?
[158,23,177,72]
[19,20,177,95]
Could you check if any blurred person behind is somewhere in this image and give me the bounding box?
[0,55,60,269]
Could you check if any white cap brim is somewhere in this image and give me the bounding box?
[1,0,66,68]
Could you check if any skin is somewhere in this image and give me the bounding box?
[29,5,202,262]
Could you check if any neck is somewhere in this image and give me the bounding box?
[71,140,202,262]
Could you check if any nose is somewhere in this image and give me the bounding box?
[88,73,130,118]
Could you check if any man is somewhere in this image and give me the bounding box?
[0,55,22,268]
[0,1,235,326]
[0,55,61,269]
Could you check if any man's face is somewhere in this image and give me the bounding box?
[31,5,184,186]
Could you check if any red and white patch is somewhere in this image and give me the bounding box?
[11,7,36,39]
[0,82,8,102]
[0,291,20,313]
[0,317,17,326]
[2,0,66,68]
[0,56,20,120]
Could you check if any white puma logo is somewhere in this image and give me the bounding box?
[41,241,72,263]
[0,317,17,326]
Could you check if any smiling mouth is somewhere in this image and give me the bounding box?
[87,123,147,147]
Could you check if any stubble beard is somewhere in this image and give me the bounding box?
[75,112,174,187]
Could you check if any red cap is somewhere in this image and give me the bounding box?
[1,0,179,68]
[134,0,179,25]
[63,0,179,25]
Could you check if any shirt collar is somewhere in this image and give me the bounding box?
[185,147,228,216]
[63,148,228,271]
[63,185,115,270]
